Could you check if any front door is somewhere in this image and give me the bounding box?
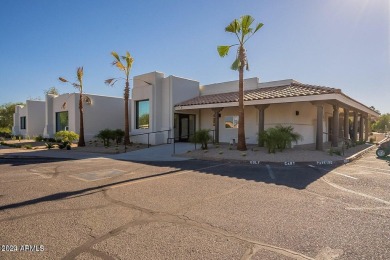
[175,114,195,142]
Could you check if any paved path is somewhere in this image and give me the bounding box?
[0,143,194,162]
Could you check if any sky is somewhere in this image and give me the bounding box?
[0,0,389,113]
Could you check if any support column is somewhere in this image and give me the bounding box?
[365,115,369,141]
[212,107,223,144]
[332,104,340,147]
[316,104,324,150]
[353,111,358,142]
[343,108,349,140]
[255,104,269,147]
[359,113,364,142]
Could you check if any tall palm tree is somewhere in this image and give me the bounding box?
[59,67,86,147]
[105,51,134,145]
[218,15,263,151]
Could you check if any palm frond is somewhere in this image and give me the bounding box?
[59,77,68,83]
[241,15,254,31]
[104,78,117,86]
[111,51,120,62]
[230,58,240,71]
[225,19,240,33]
[217,45,231,57]
[72,83,81,90]
[253,23,264,34]
[115,61,125,71]
[77,67,83,82]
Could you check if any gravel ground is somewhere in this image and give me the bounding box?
[178,142,376,162]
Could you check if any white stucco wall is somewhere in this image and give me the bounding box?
[81,94,125,140]
[131,72,162,144]
[51,93,77,135]
[12,105,23,136]
[199,102,326,146]
[200,77,259,96]
[26,100,45,137]
[14,105,27,136]
[132,72,200,145]
[46,93,124,141]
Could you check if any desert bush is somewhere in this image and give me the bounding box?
[35,135,44,142]
[55,131,79,143]
[96,129,126,146]
[45,142,54,149]
[259,125,302,153]
[96,129,113,147]
[190,129,211,150]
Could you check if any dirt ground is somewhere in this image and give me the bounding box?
[0,139,149,154]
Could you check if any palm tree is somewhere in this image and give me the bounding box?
[59,67,86,147]
[217,15,263,151]
[105,51,134,145]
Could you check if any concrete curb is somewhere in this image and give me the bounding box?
[1,139,388,165]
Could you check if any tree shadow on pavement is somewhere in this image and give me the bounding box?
[0,160,334,212]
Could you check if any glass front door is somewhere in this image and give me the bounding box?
[174,114,195,142]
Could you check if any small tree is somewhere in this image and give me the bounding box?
[259,125,302,153]
[44,87,60,96]
[191,129,211,150]
[55,130,79,143]
[59,67,87,147]
[218,15,263,151]
[105,51,134,145]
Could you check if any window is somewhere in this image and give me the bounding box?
[56,111,69,132]
[20,116,26,130]
[225,116,239,128]
[136,100,149,129]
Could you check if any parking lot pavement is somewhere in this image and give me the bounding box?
[0,150,389,259]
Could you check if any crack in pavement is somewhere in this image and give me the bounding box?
[0,204,111,222]
[85,248,116,260]
[27,165,62,178]
[240,244,262,260]
[62,187,314,260]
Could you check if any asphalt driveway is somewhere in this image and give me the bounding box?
[0,149,389,259]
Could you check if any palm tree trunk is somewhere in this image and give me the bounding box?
[124,81,131,145]
[78,93,85,147]
[237,45,247,151]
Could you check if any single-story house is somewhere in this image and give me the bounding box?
[132,72,379,150]
[12,100,45,138]
[13,71,380,150]
[13,93,125,141]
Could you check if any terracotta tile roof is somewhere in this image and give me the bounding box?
[175,82,341,107]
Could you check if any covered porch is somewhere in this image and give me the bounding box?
[174,81,379,150]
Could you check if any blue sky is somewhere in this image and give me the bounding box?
[1,0,389,113]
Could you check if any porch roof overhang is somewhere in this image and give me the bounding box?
[174,82,380,118]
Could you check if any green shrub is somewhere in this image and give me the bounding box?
[35,135,44,142]
[191,129,211,150]
[95,129,125,147]
[45,142,54,149]
[23,144,32,149]
[114,129,125,144]
[55,131,79,143]
[96,129,113,147]
[259,125,302,153]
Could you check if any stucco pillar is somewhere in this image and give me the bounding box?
[316,104,324,150]
[343,108,349,140]
[364,115,369,141]
[212,107,223,144]
[332,104,340,147]
[359,113,364,142]
[353,111,358,142]
[12,105,22,135]
[255,104,269,147]
[43,94,55,138]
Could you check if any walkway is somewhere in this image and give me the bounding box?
[0,142,194,162]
